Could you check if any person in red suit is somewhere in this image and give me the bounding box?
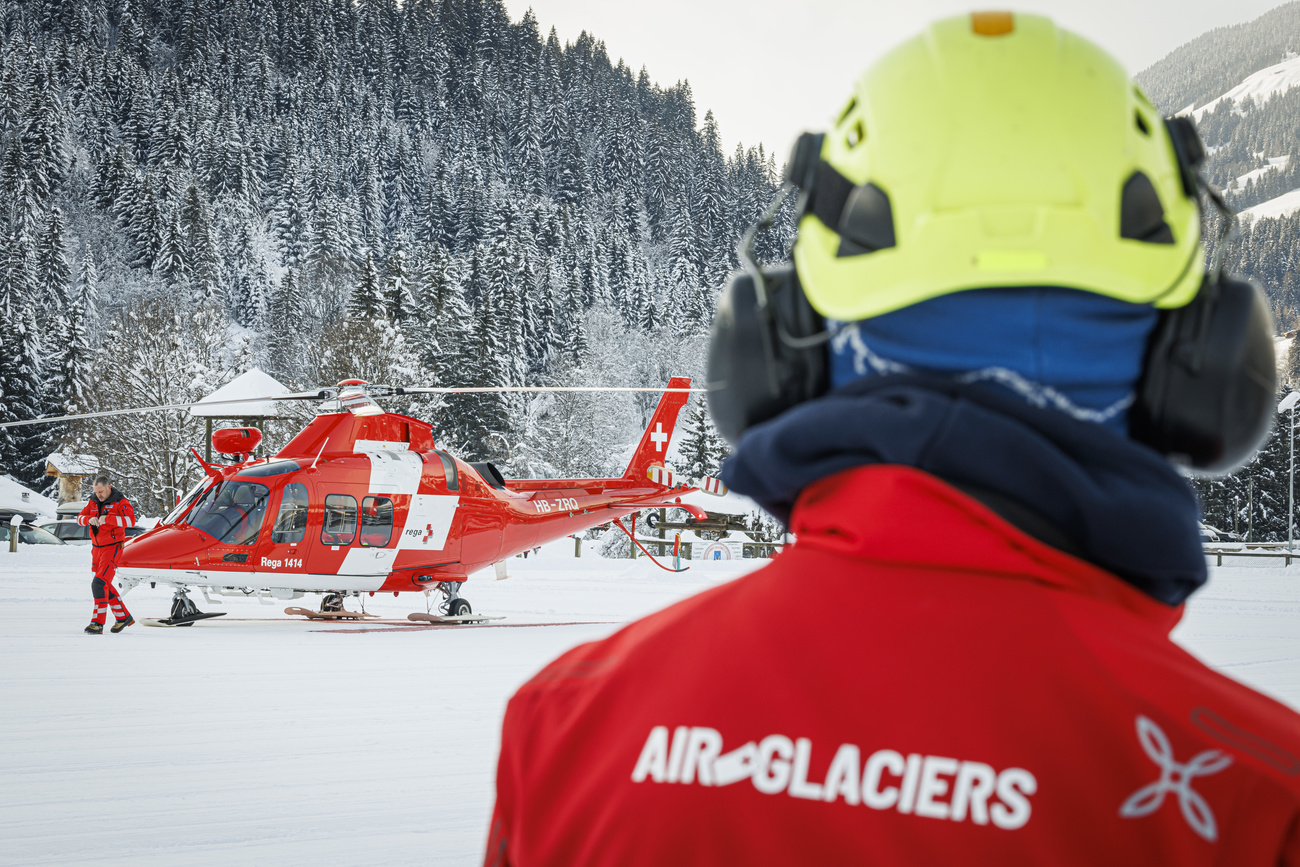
[79,474,135,634]
[485,13,1300,866]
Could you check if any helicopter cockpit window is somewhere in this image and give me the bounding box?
[271,483,309,545]
[163,477,214,525]
[183,480,271,546]
[360,496,393,547]
[321,494,357,546]
[236,460,301,478]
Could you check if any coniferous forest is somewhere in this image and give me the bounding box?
[14,0,1300,543]
[0,0,768,513]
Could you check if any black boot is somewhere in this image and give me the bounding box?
[111,615,135,633]
[85,622,103,634]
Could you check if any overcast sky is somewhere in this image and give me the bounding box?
[500,0,1284,160]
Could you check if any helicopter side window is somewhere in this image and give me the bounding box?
[271,483,310,545]
[321,494,357,546]
[360,496,393,547]
[183,480,271,546]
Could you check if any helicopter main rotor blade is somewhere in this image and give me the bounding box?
[0,385,708,430]
[394,386,706,395]
[0,391,329,430]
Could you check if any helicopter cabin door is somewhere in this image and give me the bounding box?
[304,483,396,589]
[181,475,275,577]
[258,480,310,587]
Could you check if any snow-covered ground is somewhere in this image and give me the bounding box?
[0,542,753,865]
[2,543,1298,865]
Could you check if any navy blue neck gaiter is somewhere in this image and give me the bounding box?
[720,374,1206,607]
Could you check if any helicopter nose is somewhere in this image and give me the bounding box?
[121,524,212,569]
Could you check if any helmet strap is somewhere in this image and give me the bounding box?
[737,186,833,351]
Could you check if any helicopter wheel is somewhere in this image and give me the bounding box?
[165,589,204,626]
[447,598,472,618]
[321,593,345,613]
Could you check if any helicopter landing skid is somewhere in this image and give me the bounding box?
[141,612,226,627]
[142,589,228,627]
[284,606,378,621]
[407,612,505,625]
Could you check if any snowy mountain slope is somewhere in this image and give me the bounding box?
[1137,2,1300,115]
[1193,54,1300,119]
[1236,155,1291,187]
[1241,186,1300,221]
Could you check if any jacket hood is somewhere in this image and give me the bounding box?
[719,374,1206,606]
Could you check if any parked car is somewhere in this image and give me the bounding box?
[0,524,65,545]
[1199,523,1244,544]
[56,501,88,519]
[37,519,146,546]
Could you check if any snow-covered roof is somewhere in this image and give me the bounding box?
[0,475,58,519]
[45,453,98,475]
[1241,188,1300,222]
[1195,55,1300,120]
[190,368,290,418]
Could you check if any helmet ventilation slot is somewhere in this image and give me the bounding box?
[1120,172,1174,244]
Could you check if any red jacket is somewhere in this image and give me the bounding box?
[487,465,1300,866]
[78,489,136,547]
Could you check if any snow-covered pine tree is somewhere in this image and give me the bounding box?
[181,184,221,303]
[675,398,728,481]
[34,207,74,450]
[60,247,95,415]
[0,229,51,486]
[35,206,71,325]
[383,241,412,324]
[127,177,164,271]
[154,207,189,286]
[1195,399,1291,541]
[348,253,386,321]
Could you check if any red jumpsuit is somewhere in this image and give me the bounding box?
[78,490,135,625]
[487,465,1300,866]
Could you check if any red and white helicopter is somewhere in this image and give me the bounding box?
[6,378,726,625]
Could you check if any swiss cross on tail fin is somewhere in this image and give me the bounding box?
[624,377,692,481]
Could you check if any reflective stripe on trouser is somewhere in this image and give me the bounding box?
[90,545,130,624]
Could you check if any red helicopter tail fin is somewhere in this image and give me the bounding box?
[624,377,692,481]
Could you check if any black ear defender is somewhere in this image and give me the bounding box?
[706,184,830,445]
[707,130,888,445]
[707,262,828,445]
[1132,274,1275,472]
[1128,117,1276,473]
[709,122,1278,473]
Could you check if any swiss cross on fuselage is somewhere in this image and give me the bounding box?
[650,423,668,452]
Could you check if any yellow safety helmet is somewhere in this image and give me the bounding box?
[791,11,1204,322]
